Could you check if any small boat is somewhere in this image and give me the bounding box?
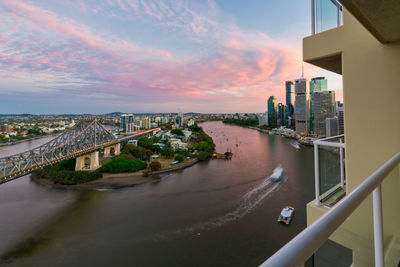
[291,142,301,150]
[269,166,285,182]
[278,206,295,224]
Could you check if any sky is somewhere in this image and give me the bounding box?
[0,0,342,114]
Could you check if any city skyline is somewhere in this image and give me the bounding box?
[0,0,342,114]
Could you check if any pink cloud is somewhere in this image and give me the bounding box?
[0,0,340,113]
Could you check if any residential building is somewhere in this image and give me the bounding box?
[120,114,134,132]
[294,78,309,134]
[258,113,268,127]
[313,90,336,137]
[169,138,188,151]
[142,117,151,129]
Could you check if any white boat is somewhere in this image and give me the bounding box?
[277,206,295,224]
[291,142,301,150]
[269,166,285,182]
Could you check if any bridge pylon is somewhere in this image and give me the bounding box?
[104,143,121,157]
[75,151,100,171]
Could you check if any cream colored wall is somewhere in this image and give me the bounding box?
[304,8,400,266]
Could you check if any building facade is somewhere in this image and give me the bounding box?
[326,116,338,137]
[267,96,277,128]
[302,3,400,266]
[313,90,336,137]
[294,78,309,134]
[309,77,328,132]
[285,81,295,120]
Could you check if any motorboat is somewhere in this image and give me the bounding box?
[277,206,295,224]
[269,166,285,182]
[291,142,301,150]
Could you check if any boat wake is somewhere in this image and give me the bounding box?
[153,173,287,241]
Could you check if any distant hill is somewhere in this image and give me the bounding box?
[102,112,124,116]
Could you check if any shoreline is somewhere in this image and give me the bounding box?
[0,133,58,147]
[31,158,199,190]
[222,121,314,146]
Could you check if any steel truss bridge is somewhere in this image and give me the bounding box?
[0,119,161,184]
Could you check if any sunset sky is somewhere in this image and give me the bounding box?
[0,0,342,114]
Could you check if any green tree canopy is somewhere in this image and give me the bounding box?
[171,129,184,136]
[160,147,174,158]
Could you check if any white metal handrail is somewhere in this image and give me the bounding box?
[260,152,400,267]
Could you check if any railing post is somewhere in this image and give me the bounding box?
[373,185,384,267]
[336,2,340,27]
[340,138,344,188]
[314,143,320,205]
[311,0,315,34]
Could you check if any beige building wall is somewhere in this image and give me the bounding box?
[304,8,400,266]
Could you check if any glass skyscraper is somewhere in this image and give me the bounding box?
[267,96,277,128]
[285,81,295,117]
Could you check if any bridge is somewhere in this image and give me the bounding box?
[0,119,161,184]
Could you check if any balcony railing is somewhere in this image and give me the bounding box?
[259,151,400,267]
[311,0,343,34]
[314,134,345,207]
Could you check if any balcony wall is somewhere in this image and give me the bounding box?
[304,7,400,266]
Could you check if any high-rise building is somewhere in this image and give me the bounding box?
[120,114,134,132]
[336,103,344,135]
[313,90,336,136]
[285,81,295,117]
[326,117,338,137]
[294,78,309,134]
[125,123,137,133]
[310,77,328,132]
[143,117,151,129]
[277,103,288,127]
[136,119,143,128]
[258,113,268,126]
[267,96,277,128]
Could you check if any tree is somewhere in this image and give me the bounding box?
[174,155,184,162]
[198,151,210,161]
[171,129,184,136]
[122,144,153,160]
[149,161,162,171]
[189,124,202,132]
[149,145,161,153]
[195,141,213,153]
[100,158,147,173]
[138,137,153,148]
[160,147,174,157]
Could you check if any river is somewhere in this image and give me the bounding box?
[0,121,318,266]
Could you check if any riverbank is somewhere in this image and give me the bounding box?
[0,133,59,147]
[31,158,199,190]
[222,121,315,146]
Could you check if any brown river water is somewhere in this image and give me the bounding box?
[0,121,339,266]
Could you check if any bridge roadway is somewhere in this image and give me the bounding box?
[0,120,161,185]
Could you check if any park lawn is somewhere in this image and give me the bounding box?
[152,156,175,168]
